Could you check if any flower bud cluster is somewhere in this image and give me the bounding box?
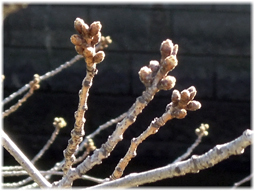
[138,39,179,90]
[84,138,96,152]
[166,86,201,119]
[70,18,105,66]
[29,74,40,90]
[53,117,67,129]
[195,123,209,136]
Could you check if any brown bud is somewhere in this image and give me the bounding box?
[93,51,105,64]
[172,44,179,56]
[138,66,153,87]
[180,90,191,103]
[187,86,197,100]
[186,100,201,111]
[74,18,89,35]
[157,76,176,91]
[162,55,178,72]
[172,108,187,119]
[33,74,40,83]
[34,84,40,90]
[70,34,83,46]
[148,60,160,75]
[160,39,173,59]
[84,47,94,65]
[75,45,84,55]
[89,21,102,36]
[91,32,101,46]
[171,89,180,103]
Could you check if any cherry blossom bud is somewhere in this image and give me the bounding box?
[70,34,83,46]
[138,66,153,87]
[162,55,178,72]
[89,21,102,36]
[33,74,40,84]
[75,45,84,55]
[187,86,197,100]
[93,51,105,64]
[91,32,101,46]
[173,109,187,119]
[160,39,173,59]
[172,44,179,56]
[84,47,94,64]
[149,60,160,76]
[157,76,176,90]
[186,100,201,111]
[180,90,191,104]
[74,18,89,35]
[171,89,180,101]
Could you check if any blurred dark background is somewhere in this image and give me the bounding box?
[3,3,251,187]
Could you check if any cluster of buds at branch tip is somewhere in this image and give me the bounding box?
[195,123,209,136]
[70,18,105,66]
[53,117,67,129]
[84,138,96,152]
[139,39,178,90]
[29,74,40,90]
[166,86,201,119]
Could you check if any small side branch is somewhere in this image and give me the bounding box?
[110,86,201,180]
[2,40,111,106]
[232,173,252,188]
[31,117,67,164]
[3,74,40,118]
[172,123,209,163]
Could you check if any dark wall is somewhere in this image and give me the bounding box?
[3,4,251,187]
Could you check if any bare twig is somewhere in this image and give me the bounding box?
[86,112,128,140]
[86,129,253,189]
[31,117,67,164]
[3,55,82,105]
[2,36,111,106]
[172,123,209,163]
[76,111,127,155]
[2,170,104,183]
[232,173,252,188]
[3,176,33,188]
[3,74,40,118]
[2,129,52,188]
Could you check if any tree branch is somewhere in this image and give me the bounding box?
[86,129,252,189]
[2,129,52,188]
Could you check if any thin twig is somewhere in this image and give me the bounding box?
[77,111,127,154]
[3,170,104,183]
[2,129,52,188]
[87,112,128,140]
[171,134,203,164]
[232,173,252,188]
[171,123,209,164]
[3,74,40,118]
[3,36,111,106]
[3,55,82,105]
